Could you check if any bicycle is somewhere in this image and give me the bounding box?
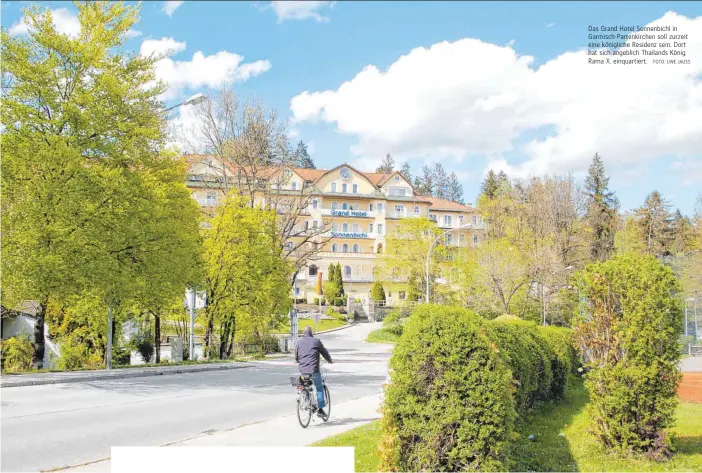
[290,367,331,428]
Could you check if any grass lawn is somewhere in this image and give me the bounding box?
[365,328,400,344]
[311,378,702,472]
[276,318,347,334]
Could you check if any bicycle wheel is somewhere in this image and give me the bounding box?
[321,385,331,422]
[297,389,312,428]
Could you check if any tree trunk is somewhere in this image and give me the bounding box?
[226,318,236,358]
[33,299,48,369]
[219,319,231,360]
[154,313,161,364]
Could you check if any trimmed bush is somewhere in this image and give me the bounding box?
[371,281,386,302]
[539,326,578,399]
[382,308,407,336]
[0,334,34,372]
[379,304,515,472]
[574,254,683,458]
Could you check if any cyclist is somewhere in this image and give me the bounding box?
[295,326,333,417]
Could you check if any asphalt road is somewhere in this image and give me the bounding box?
[1,323,391,473]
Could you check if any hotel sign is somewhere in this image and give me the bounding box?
[331,232,369,239]
[331,209,369,218]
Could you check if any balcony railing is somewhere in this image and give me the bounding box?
[438,221,488,230]
[386,211,423,219]
[317,251,378,259]
[194,198,218,207]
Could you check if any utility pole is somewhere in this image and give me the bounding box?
[189,289,196,360]
[106,306,113,369]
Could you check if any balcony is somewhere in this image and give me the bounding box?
[386,211,423,219]
[320,208,375,218]
[194,197,218,207]
[317,251,378,259]
[343,275,375,283]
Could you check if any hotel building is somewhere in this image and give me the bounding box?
[185,155,486,304]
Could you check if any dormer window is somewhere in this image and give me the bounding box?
[394,175,400,181]
[352,184,358,194]
[331,182,337,192]
[342,183,348,193]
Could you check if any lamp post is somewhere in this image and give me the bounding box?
[542,265,574,326]
[164,93,207,112]
[425,224,471,304]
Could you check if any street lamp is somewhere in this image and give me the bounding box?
[164,93,208,112]
[425,224,471,304]
[542,265,574,326]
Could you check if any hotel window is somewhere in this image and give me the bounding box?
[352,223,360,232]
[303,221,309,231]
[395,204,404,213]
[291,181,297,190]
[414,206,420,215]
[394,175,400,181]
[447,234,453,245]
[377,224,384,235]
[473,235,479,246]
[368,223,374,233]
[353,244,359,253]
[331,182,337,192]
[343,244,349,252]
[343,223,349,232]
[342,183,348,193]
[312,200,319,209]
[369,203,374,211]
[352,184,358,194]
[344,266,352,277]
[377,203,384,213]
[460,234,466,246]
[444,215,452,226]
[429,214,437,222]
[332,201,338,210]
[312,220,318,228]
[459,215,464,225]
[472,215,478,225]
[332,223,338,232]
[399,291,406,300]
[206,191,217,205]
[294,287,300,296]
[332,244,338,252]
[351,202,359,210]
[309,265,318,277]
[389,187,407,196]
[342,202,349,210]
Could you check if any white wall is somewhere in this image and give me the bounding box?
[1,315,60,368]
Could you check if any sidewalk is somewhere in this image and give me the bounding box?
[0,361,248,388]
[60,394,381,472]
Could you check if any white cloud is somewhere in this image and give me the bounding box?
[291,11,702,183]
[546,22,555,28]
[125,29,143,39]
[268,1,334,23]
[162,1,184,17]
[140,37,187,58]
[672,158,702,186]
[9,7,81,37]
[141,37,271,100]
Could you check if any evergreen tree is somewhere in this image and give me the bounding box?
[400,162,412,182]
[481,170,500,199]
[335,263,345,297]
[370,281,386,302]
[413,176,424,193]
[636,190,673,257]
[377,153,395,174]
[670,209,695,254]
[584,153,619,262]
[420,165,435,196]
[497,171,510,193]
[447,172,464,204]
[293,140,315,169]
[433,163,450,199]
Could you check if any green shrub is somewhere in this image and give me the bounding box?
[333,297,346,307]
[313,298,326,306]
[574,253,682,458]
[382,308,407,336]
[0,334,34,372]
[57,338,103,370]
[379,304,515,472]
[538,326,578,399]
[326,308,346,321]
[371,281,386,301]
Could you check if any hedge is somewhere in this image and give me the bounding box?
[379,305,515,472]
[378,305,579,471]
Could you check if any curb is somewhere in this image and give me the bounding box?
[315,321,357,335]
[0,362,249,388]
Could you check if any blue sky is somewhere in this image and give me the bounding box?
[3,1,701,214]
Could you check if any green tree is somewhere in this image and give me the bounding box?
[335,262,345,297]
[293,140,315,169]
[399,162,412,182]
[446,171,464,203]
[370,281,386,302]
[376,153,395,173]
[670,209,695,254]
[433,162,449,199]
[584,153,619,262]
[1,1,170,368]
[573,254,683,457]
[480,170,500,199]
[636,190,673,257]
[202,194,292,359]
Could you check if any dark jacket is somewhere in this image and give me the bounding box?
[295,333,332,374]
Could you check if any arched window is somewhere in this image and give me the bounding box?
[342,243,349,252]
[344,266,352,277]
[369,203,374,211]
[332,223,338,232]
[309,265,318,277]
[351,202,359,210]
[332,201,338,210]
[332,244,338,252]
[342,202,349,210]
[353,244,359,253]
[343,223,349,232]
[414,206,420,215]
[473,235,479,246]
[377,243,383,254]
